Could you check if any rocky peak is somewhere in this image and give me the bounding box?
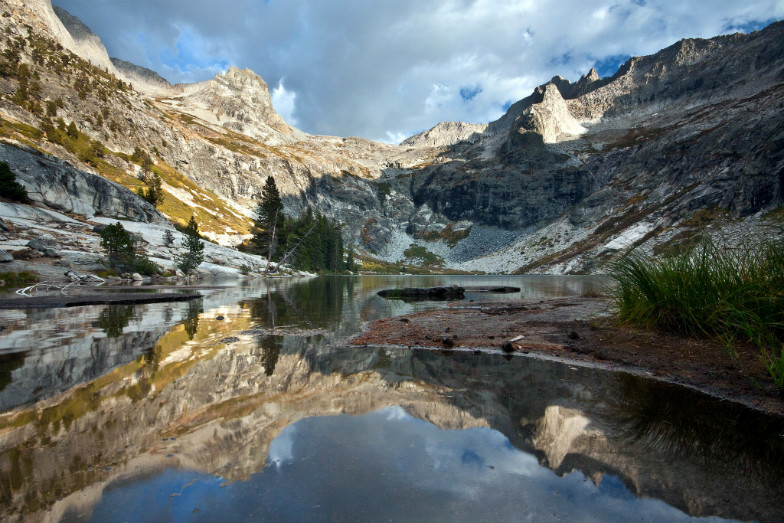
[220,66,273,98]
[517,82,585,143]
[584,68,600,82]
[400,121,489,148]
[162,66,304,144]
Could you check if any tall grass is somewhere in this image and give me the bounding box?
[611,239,784,386]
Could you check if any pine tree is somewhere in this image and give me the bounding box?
[251,176,283,259]
[137,172,164,207]
[176,216,205,276]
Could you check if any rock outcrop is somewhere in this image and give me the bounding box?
[401,121,489,148]
[0,142,168,224]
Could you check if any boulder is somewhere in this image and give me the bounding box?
[27,239,60,258]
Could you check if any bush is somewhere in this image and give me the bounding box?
[99,222,159,275]
[0,161,28,202]
[132,255,161,276]
[611,239,784,386]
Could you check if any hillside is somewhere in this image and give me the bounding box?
[0,0,782,275]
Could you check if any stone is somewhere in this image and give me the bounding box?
[131,273,143,281]
[27,239,60,258]
[0,250,13,262]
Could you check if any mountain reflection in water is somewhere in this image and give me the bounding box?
[0,276,781,523]
[86,407,725,523]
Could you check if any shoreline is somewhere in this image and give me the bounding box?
[0,290,204,309]
[350,297,784,416]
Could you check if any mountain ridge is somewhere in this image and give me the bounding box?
[0,0,781,275]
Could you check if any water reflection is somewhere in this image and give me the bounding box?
[82,407,725,523]
[98,305,135,338]
[0,275,780,523]
[183,300,202,341]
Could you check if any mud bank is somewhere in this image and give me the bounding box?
[351,297,784,415]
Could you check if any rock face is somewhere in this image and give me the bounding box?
[0,143,169,225]
[2,0,783,274]
[50,5,116,76]
[110,58,174,95]
[401,121,489,147]
[163,66,305,144]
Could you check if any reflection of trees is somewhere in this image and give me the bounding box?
[98,305,134,338]
[246,276,352,330]
[0,352,25,392]
[617,375,784,476]
[183,300,203,340]
[255,336,281,376]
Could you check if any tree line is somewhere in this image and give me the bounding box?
[245,176,353,273]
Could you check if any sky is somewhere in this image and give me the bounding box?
[52,0,784,143]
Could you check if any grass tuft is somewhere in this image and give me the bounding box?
[611,239,784,386]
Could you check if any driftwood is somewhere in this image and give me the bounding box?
[16,272,106,297]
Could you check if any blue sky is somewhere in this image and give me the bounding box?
[53,0,784,143]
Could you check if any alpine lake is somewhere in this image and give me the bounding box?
[0,275,782,523]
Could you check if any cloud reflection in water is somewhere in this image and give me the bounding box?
[87,406,732,523]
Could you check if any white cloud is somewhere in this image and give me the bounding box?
[54,0,784,143]
[271,78,298,127]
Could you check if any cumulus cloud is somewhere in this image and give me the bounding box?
[271,78,298,127]
[54,0,784,142]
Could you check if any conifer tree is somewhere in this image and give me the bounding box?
[176,216,205,276]
[0,161,28,202]
[251,176,283,259]
[137,172,164,207]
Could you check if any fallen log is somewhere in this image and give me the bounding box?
[377,286,465,302]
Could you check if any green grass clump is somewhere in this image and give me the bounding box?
[611,239,784,386]
[0,271,39,290]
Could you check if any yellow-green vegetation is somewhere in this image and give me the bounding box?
[0,271,39,290]
[0,116,43,143]
[763,206,784,223]
[612,239,784,387]
[357,251,474,275]
[41,117,105,165]
[418,223,471,247]
[403,244,444,268]
[150,160,250,236]
[88,146,249,237]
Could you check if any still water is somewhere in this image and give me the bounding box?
[0,275,782,522]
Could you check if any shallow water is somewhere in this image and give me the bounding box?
[0,275,782,522]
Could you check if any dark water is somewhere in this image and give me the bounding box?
[0,275,782,522]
